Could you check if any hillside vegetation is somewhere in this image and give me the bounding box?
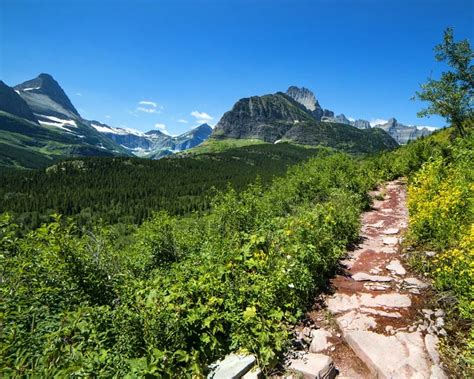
[0,143,320,230]
[2,126,470,376]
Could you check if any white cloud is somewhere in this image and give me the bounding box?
[370,118,388,127]
[178,119,189,124]
[191,110,213,124]
[348,117,355,122]
[136,100,162,114]
[105,115,111,119]
[154,123,170,135]
[76,93,82,96]
[139,100,157,107]
[137,107,158,113]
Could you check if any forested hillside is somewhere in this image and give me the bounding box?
[2,125,471,376]
[0,143,320,229]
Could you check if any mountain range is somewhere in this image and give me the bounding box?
[284,86,434,144]
[0,74,212,169]
[0,74,437,170]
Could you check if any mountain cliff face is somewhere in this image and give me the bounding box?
[0,81,38,122]
[213,93,314,142]
[211,91,398,153]
[286,86,333,121]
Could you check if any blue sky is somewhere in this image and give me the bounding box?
[1,0,473,134]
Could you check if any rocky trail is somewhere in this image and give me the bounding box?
[286,180,447,379]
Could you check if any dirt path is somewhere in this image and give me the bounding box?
[287,180,447,378]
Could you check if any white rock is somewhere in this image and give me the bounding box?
[289,353,336,379]
[434,309,445,318]
[369,220,385,229]
[386,259,407,276]
[424,334,440,365]
[337,311,377,331]
[383,228,400,235]
[327,294,360,314]
[403,277,429,289]
[352,272,393,282]
[425,251,437,257]
[383,236,399,245]
[242,367,262,379]
[363,282,391,291]
[359,293,411,308]
[309,329,332,353]
[344,331,433,378]
[208,354,256,379]
[381,246,397,254]
[360,307,402,318]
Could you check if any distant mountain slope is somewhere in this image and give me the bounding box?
[286,86,437,144]
[91,122,213,158]
[211,91,398,153]
[0,81,38,122]
[0,73,213,170]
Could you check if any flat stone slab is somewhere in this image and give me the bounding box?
[289,353,337,379]
[208,353,256,378]
[352,272,393,282]
[386,259,407,276]
[368,220,385,229]
[403,277,429,289]
[360,307,402,318]
[383,228,400,235]
[360,293,411,308]
[344,331,438,378]
[337,311,377,331]
[380,246,397,254]
[309,328,332,353]
[328,293,411,314]
[382,236,399,245]
[363,282,391,291]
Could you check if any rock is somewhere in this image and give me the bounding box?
[337,311,377,331]
[386,259,407,276]
[403,277,428,289]
[352,272,393,282]
[382,236,399,245]
[424,334,440,365]
[435,317,444,328]
[363,282,391,291]
[289,353,337,379]
[328,293,411,313]
[385,325,394,333]
[242,367,262,379]
[309,329,332,353]
[369,220,385,229]
[383,228,399,235]
[344,331,434,378]
[434,309,445,318]
[327,294,360,314]
[381,246,397,254]
[302,327,311,337]
[430,364,447,379]
[359,293,411,308]
[360,307,402,318]
[422,309,434,317]
[208,354,256,379]
[425,251,437,257]
[369,268,382,274]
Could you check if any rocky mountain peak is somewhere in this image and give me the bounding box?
[15,73,80,117]
[286,86,319,112]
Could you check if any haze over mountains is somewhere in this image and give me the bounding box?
[0,74,437,170]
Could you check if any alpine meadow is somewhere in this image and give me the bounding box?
[0,1,473,378]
